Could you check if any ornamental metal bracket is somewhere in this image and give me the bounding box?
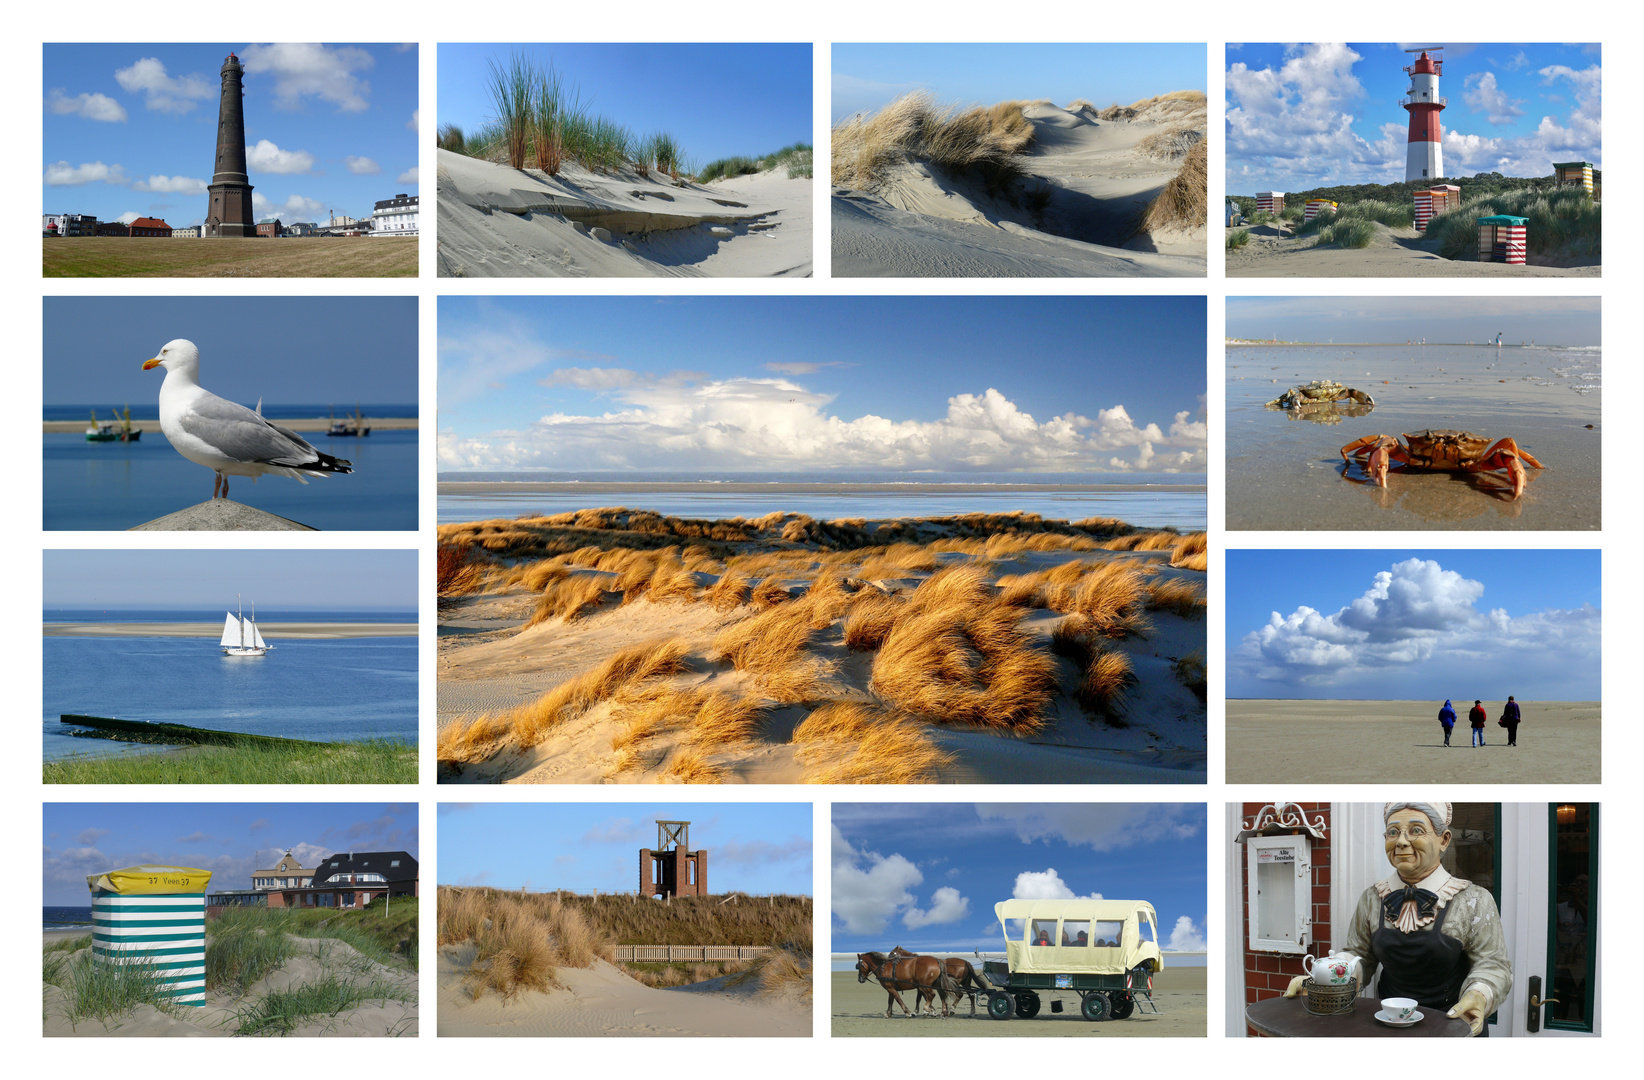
[1234,801,1328,844]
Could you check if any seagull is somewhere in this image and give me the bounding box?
[142,339,353,499]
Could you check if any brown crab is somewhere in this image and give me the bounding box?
[1339,430,1545,499]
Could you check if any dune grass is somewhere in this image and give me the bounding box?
[1313,217,1378,248]
[1135,126,1203,160]
[50,953,183,1024]
[1227,228,1250,249]
[1138,136,1206,234]
[1051,619,1134,723]
[44,738,416,785]
[1424,186,1600,261]
[232,972,413,1036]
[832,91,1036,193]
[1173,652,1208,701]
[698,143,813,183]
[793,701,953,783]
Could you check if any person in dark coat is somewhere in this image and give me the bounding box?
[1438,699,1457,746]
[1501,695,1522,746]
[1468,700,1487,747]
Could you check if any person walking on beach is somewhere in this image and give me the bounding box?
[1501,695,1522,747]
[1438,699,1457,746]
[1469,700,1487,747]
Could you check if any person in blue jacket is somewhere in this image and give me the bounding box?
[1437,699,1457,746]
[1500,695,1522,746]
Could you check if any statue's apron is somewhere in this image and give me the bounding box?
[1373,895,1487,1035]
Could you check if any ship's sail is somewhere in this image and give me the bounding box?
[250,621,268,650]
[220,612,242,648]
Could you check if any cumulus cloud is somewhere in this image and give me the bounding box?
[132,174,207,194]
[975,805,1201,851]
[1464,72,1524,125]
[903,886,970,929]
[46,89,126,121]
[1012,868,1101,901]
[346,155,381,175]
[253,192,327,221]
[1232,557,1600,695]
[832,826,925,935]
[1168,915,1207,951]
[407,108,419,131]
[397,166,420,184]
[115,211,141,224]
[44,160,126,186]
[246,139,315,174]
[114,57,212,113]
[241,43,374,112]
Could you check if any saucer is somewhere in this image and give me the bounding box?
[1375,1009,1423,1027]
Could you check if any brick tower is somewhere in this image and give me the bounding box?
[639,820,707,899]
[205,52,255,237]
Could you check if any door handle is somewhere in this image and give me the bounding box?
[1525,975,1561,1033]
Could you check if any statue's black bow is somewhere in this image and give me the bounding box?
[1382,885,1440,926]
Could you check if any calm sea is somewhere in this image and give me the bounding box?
[44,404,418,531]
[439,472,1208,531]
[43,610,417,761]
[45,906,94,931]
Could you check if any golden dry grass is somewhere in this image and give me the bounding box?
[707,568,752,611]
[1173,652,1208,701]
[793,701,953,783]
[1171,532,1208,571]
[749,578,793,611]
[711,605,815,675]
[440,886,611,1001]
[1148,575,1206,618]
[1138,136,1206,234]
[1051,618,1134,723]
[832,91,1037,191]
[524,572,612,628]
[858,543,941,579]
[843,592,905,651]
[437,544,490,596]
[666,746,723,783]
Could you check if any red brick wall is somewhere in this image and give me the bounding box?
[1242,802,1332,1036]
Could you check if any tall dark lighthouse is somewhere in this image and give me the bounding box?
[205,52,255,237]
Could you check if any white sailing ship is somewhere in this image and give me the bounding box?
[220,594,272,657]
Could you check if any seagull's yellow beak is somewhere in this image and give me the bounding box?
[143,357,162,370]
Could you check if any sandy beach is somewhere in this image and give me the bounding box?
[831,965,1204,1037]
[1226,700,1600,783]
[45,622,417,638]
[834,99,1204,278]
[43,931,417,1037]
[436,150,811,277]
[1225,221,1599,277]
[438,512,1207,785]
[438,948,809,1036]
[1226,345,1600,531]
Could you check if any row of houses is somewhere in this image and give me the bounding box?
[43,194,418,239]
[206,848,419,914]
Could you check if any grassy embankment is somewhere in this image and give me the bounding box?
[44,737,416,784]
[43,237,416,278]
[698,143,813,182]
[44,900,418,1035]
[437,509,1207,783]
[438,885,812,997]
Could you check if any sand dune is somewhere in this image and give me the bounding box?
[834,101,1204,278]
[43,934,416,1037]
[437,948,809,1036]
[1226,221,1600,277]
[436,149,811,277]
[1226,700,1600,783]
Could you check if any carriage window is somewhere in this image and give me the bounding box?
[1092,920,1124,947]
[1061,919,1091,946]
[1139,911,1156,943]
[1031,919,1058,945]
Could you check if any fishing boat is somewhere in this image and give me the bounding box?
[220,595,272,657]
[328,403,371,437]
[84,406,142,442]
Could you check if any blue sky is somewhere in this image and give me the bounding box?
[833,44,1206,122]
[832,804,1206,956]
[438,44,810,167]
[43,803,417,905]
[437,804,812,896]
[1227,296,1600,345]
[43,296,418,406]
[44,43,419,226]
[1227,549,1601,700]
[438,296,1207,474]
[1226,43,1602,191]
[43,550,416,611]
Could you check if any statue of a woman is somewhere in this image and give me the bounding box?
[1285,801,1512,1035]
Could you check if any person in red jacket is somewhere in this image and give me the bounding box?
[1468,700,1487,747]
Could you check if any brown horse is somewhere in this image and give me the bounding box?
[855,951,962,1018]
[890,945,990,1016]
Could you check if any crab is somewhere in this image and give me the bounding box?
[1267,380,1376,411]
[1339,430,1545,499]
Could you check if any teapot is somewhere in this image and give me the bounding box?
[1301,951,1361,986]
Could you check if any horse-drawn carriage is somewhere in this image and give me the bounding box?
[980,898,1163,1022]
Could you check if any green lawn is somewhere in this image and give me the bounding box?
[44,236,417,277]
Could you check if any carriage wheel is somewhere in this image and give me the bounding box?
[1014,991,1041,1018]
[1108,992,1135,1020]
[1081,991,1112,1022]
[987,991,1015,1021]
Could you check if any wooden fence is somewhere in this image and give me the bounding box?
[613,944,772,962]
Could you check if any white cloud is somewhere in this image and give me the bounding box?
[44,160,126,186]
[1233,557,1600,691]
[252,192,327,221]
[46,89,126,122]
[246,139,315,174]
[132,174,207,194]
[1463,72,1523,125]
[115,211,141,224]
[540,367,641,389]
[975,805,1201,850]
[1012,868,1101,901]
[241,43,374,112]
[114,57,212,113]
[903,886,970,929]
[832,826,924,935]
[346,155,382,175]
[408,108,419,131]
[397,166,420,184]
[1167,915,1206,951]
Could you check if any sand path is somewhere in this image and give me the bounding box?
[1226,700,1600,783]
[1226,221,1599,277]
[438,949,810,1036]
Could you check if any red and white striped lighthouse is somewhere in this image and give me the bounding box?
[1402,47,1445,183]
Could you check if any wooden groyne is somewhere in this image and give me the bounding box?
[60,714,320,748]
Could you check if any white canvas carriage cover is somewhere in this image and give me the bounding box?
[994,898,1161,976]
